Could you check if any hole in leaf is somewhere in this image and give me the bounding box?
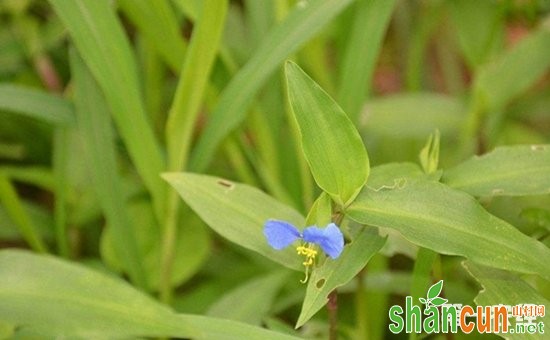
[316,278,326,289]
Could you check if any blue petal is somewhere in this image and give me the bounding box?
[303,223,344,259]
[264,220,301,250]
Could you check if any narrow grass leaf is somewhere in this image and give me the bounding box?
[207,271,289,325]
[286,61,369,206]
[296,227,386,327]
[0,84,74,125]
[163,173,304,270]
[49,0,165,219]
[0,174,48,253]
[119,0,186,72]
[463,261,550,340]
[337,0,397,121]
[189,0,355,171]
[474,28,550,111]
[442,145,550,196]
[52,127,70,257]
[70,51,147,289]
[166,0,228,171]
[346,179,550,281]
[361,93,465,138]
[448,0,503,69]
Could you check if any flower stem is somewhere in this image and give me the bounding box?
[328,290,338,340]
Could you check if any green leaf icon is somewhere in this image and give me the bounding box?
[431,297,448,306]
[419,297,427,304]
[427,280,444,299]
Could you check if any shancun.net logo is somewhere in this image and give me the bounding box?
[388,280,546,335]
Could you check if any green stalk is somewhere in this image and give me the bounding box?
[160,0,228,304]
[53,127,70,258]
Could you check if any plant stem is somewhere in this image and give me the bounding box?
[328,290,338,340]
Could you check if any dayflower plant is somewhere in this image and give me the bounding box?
[264,220,344,282]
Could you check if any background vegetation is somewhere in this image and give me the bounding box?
[0,0,549,339]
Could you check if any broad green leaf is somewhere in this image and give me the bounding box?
[337,0,397,120]
[0,250,300,339]
[442,145,550,196]
[448,0,503,68]
[119,0,186,72]
[296,227,386,327]
[70,50,146,289]
[361,93,465,138]
[101,199,209,291]
[166,0,228,171]
[49,0,165,220]
[207,271,289,325]
[177,315,301,340]
[346,179,550,281]
[464,261,550,340]
[0,84,74,125]
[189,0,355,171]
[163,173,304,270]
[366,162,424,190]
[0,249,195,338]
[474,29,550,111]
[286,61,369,207]
[427,280,443,299]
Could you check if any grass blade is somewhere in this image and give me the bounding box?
[49,0,165,220]
[337,0,397,121]
[70,50,147,289]
[189,0,355,171]
[0,84,74,126]
[119,0,186,72]
[0,174,48,253]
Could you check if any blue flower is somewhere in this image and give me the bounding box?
[264,220,344,260]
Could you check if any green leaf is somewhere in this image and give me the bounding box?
[166,0,228,171]
[0,249,300,339]
[366,162,424,190]
[285,61,369,206]
[442,145,550,196]
[207,271,289,325]
[0,84,74,126]
[296,227,385,327]
[189,0,355,171]
[448,0,503,68]
[337,0,397,120]
[0,174,48,253]
[474,28,550,111]
[0,249,195,338]
[305,192,332,227]
[163,173,304,270]
[361,93,465,138]
[70,50,147,289]
[346,179,550,281]
[118,0,186,72]
[430,297,447,306]
[418,297,426,304]
[101,199,209,291]
[49,0,165,219]
[427,280,443,299]
[464,261,550,340]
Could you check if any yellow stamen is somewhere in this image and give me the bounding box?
[296,243,317,283]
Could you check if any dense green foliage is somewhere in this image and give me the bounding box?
[1,0,549,339]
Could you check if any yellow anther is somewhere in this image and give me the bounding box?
[296,243,317,283]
